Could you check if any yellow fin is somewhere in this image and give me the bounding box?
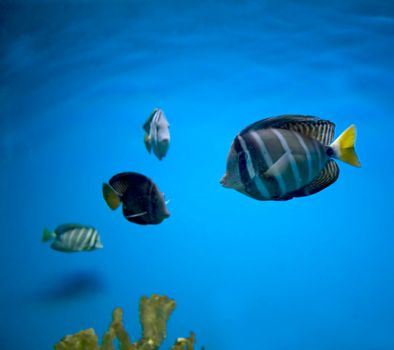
[330,124,361,167]
[102,183,121,210]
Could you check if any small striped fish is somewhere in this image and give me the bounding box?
[42,224,103,252]
[220,115,361,201]
[143,108,170,160]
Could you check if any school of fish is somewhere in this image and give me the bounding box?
[43,111,360,252]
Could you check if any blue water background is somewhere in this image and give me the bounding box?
[1,1,394,349]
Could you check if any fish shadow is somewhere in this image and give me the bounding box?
[33,271,106,304]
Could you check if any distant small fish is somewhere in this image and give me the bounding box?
[42,224,103,253]
[220,115,361,201]
[102,172,170,225]
[143,108,170,160]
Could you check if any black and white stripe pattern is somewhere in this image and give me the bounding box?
[293,131,312,182]
[234,135,271,199]
[149,109,162,145]
[231,126,330,200]
[247,130,286,197]
[143,108,170,160]
[221,115,344,201]
[53,226,101,252]
[271,129,302,190]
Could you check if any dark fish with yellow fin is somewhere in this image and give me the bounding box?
[103,172,170,225]
[143,108,170,160]
[42,224,103,252]
[220,115,361,201]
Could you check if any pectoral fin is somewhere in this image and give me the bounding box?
[102,183,121,210]
[263,152,292,178]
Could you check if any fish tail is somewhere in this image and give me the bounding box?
[330,124,361,167]
[102,183,121,210]
[42,228,54,242]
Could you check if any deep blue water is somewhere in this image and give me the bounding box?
[1,1,394,349]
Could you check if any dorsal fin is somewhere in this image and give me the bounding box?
[55,224,92,236]
[56,224,87,233]
[241,115,336,145]
[273,159,340,201]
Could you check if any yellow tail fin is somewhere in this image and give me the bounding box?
[102,183,121,210]
[330,124,361,167]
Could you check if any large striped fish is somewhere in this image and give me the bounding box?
[42,224,103,252]
[143,108,170,160]
[102,172,170,225]
[220,115,361,201]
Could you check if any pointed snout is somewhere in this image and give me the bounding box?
[220,173,230,188]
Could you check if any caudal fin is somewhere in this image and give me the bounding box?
[102,183,121,210]
[330,124,361,167]
[42,228,55,242]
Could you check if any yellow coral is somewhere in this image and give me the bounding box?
[54,328,99,350]
[140,295,176,347]
[53,295,201,350]
[101,308,133,350]
[170,332,196,350]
